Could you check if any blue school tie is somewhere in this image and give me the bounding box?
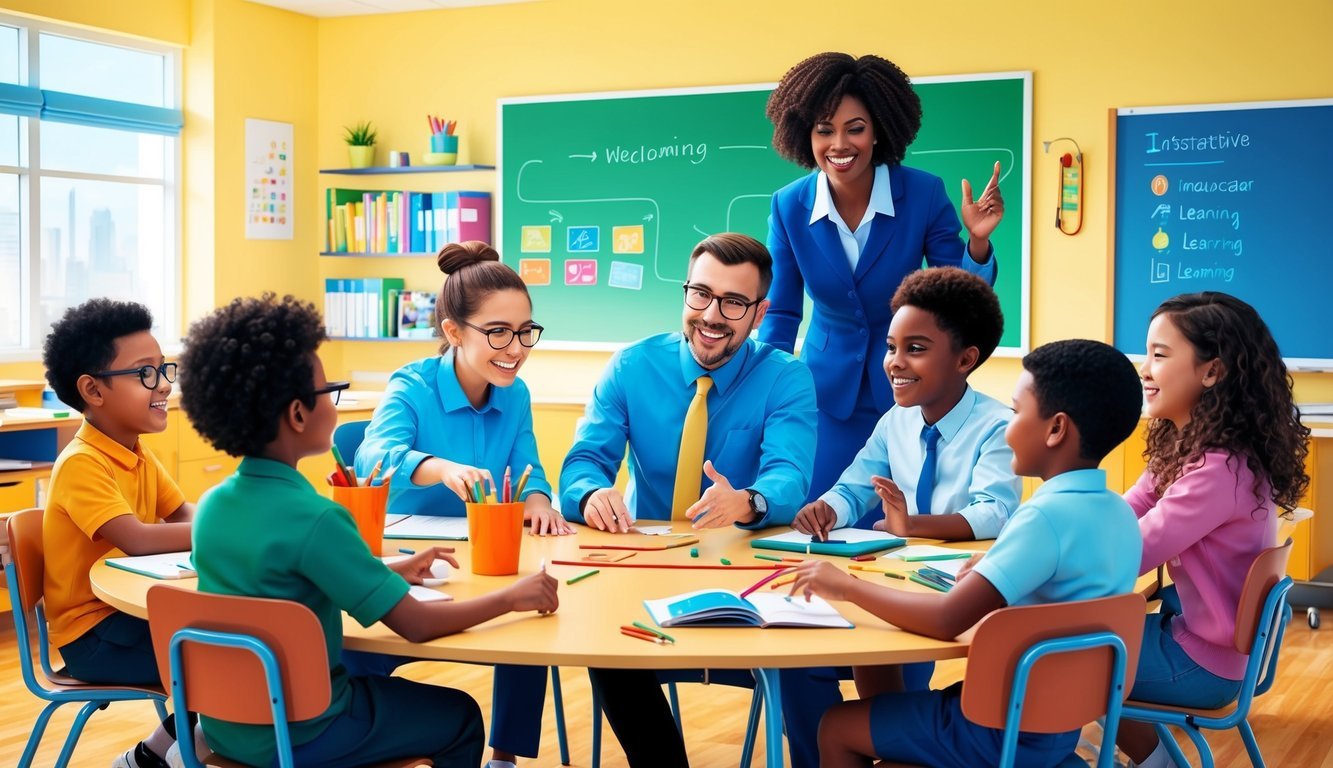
[916,424,941,515]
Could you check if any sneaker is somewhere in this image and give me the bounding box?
[111,743,169,768]
[165,741,185,768]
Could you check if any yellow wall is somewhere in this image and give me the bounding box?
[314,0,1333,405]
[3,0,1333,409]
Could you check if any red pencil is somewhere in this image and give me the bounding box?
[739,566,798,598]
[620,627,665,644]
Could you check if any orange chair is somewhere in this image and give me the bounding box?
[1121,540,1294,768]
[4,508,168,768]
[146,585,431,768]
[886,592,1147,768]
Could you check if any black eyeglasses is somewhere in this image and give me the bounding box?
[682,284,762,321]
[312,381,351,405]
[94,362,178,390]
[456,319,544,350]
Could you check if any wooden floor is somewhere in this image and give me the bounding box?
[2,616,1330,767]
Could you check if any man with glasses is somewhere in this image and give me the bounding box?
[559,234,818,767]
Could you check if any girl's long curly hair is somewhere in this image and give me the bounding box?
[1144,292,1309,510]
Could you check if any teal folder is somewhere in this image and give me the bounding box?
[750,529,905,558]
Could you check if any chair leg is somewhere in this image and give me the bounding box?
[1153,724,1193,768]
[55,700,106,768]
[1237,720,1265,768]
[739,685,763,768]
[591,679,603,768]
[17,701,63,768]
[754,669,786,768]
[551,667,570,766]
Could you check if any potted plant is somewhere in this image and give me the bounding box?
[343,121,377,168]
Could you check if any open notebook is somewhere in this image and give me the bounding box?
[752,528,905,557]
[383,514,469,540]
[644,589,852,629]
[104,552,196,580]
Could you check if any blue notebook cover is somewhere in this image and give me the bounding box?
[643,589,853,629]
[751,528,905,557]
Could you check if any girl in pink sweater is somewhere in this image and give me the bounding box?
[1119,292,1309,768]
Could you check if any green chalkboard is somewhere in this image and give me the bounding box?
[499,74,1030,351]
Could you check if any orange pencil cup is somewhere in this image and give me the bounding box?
[329,473,389,556]
[466,502,524,575]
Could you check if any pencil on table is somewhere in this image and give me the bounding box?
[620,627,666,644]
[631,621,676,644]
[566,568,600,585]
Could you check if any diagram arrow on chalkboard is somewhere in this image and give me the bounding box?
[549,210,564,223]
[568,151,597,162]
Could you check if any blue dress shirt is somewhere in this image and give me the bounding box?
[809,164,897,272]
[353,352,551,517]
[559,333,817,526]
[972,468,1141,606]
[820,386,1020,538]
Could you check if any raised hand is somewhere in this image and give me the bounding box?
[960,161,1005,242]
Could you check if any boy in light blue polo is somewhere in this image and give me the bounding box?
[787,339,1145,768]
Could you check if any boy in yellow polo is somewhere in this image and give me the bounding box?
[42,298,194,768]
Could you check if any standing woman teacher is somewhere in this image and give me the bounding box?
[762,52,1006,504]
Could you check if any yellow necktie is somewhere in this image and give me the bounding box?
[672,376,713,520]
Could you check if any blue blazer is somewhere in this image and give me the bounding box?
[759,165,996,420]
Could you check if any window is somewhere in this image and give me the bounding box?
[0,17,180,358]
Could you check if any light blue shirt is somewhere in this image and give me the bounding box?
[559,333,817,526]
[809,164,897,272]
[353,351,551,517]
[972,469,1141,606]
[820,386,1020,538]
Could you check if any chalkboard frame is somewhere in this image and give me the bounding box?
[498,74,1032,354]
[1110,97,1333,371]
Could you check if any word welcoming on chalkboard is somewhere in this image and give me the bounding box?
[499,75,1031,350]
[1113,98,1333,368]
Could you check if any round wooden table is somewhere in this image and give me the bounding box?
[88,523,1017,767]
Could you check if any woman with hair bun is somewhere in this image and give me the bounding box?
[353,240,570,768]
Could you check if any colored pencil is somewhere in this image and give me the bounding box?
[753,554,785,562]
[363,459,383,487]
[566,568,600,585]
[739,566,797,598]
[909,572,950,592]
[768,575,797,590]
[631,621,676,644]
[330,445,356,486]
[621,627,666,644]
[503,466,512,503]
[900,552,973,562]
[514,463,533,499]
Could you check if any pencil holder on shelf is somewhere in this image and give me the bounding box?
[425,134,459,166]
[329,473,390,556]
[466,501,523,575]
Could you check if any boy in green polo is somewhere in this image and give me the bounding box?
[180,294,559,768]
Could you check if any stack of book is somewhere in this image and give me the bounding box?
[324,189,491,254]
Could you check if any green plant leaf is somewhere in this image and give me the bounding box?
[343,120,377,146]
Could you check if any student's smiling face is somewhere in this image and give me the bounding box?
[883,306,977,424]
[84,330,171,447]
[811,94,876,188]
[681,251,768,370]
[1140,312,1218,430]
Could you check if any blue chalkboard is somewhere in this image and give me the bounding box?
[1113,98,1333,368]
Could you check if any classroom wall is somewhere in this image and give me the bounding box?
[313,0,1333,404]
[3,0,1331,408]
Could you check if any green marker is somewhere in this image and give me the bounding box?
[566,569,600,585]
[908,572,950,592]
[754,554,784,562]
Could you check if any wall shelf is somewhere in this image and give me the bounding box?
[320,164,494,175]
[328,336,438,343]
[319,252,436,258]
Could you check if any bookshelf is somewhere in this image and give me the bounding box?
[319,164,493,346]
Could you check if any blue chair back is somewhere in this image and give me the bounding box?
[334,420,370,466]
[5,508,167,768]
[1122,539,1294,768]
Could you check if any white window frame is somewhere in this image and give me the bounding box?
[0,13,182,362]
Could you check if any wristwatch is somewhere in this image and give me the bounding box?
[745,489,768,518]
